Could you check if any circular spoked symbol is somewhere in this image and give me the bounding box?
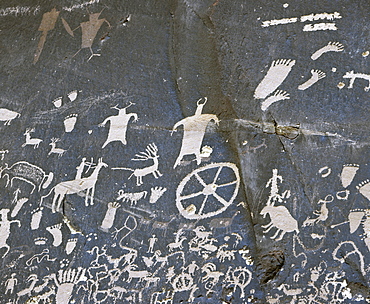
[176,163,240,219]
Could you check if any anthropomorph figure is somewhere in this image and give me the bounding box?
[33,8,60,64]
[172,97,219,168]
[62,9,111,61]
[5,273,18,294]
[148,234,158,253]
[99,103,138,148]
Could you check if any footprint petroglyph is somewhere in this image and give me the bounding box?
[298,70,326,90]
[254,59,295,99]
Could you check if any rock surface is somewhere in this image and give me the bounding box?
[0,1,369,303]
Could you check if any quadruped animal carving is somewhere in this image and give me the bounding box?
[0,161,53,193]
[113,143,162,186]
[40,158,107,213]
[0,108,20,125]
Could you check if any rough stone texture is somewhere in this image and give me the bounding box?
[0,0,370,303]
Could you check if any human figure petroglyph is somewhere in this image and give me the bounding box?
[33,8,60,64]
[254,59,295,99]
[0,149,8,160]
[343,70,370,91]
[99,103,138,148]
[5,273,17,294]
[266,169,290,205]
[302,194,333,227]
[311,41,344,60]
[0,108,20,125]
[148,234,158,253]
[0,209,21,258]
[40,158,108,213]
[62,9,111,61]
[113,143,162,186]
[172,97,219,168]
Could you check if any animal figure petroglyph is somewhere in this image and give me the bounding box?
[40,158,107,213]
[113,143,162,186]
[117,189,147,206]
[302,195,333,227]
[167,229,186,252]
[0,161,53,193]
[22,129,42,149]
[343,70,370,91]
[48,138,66,158]
[209,211,240,233]
[260,203,298,241]
[0,108,20,125]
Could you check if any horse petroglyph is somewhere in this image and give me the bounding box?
[40,158,107,212]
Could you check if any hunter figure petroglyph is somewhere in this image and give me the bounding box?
[40,158,107,212]
[99,103,138,148]
[172,97,219,168]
